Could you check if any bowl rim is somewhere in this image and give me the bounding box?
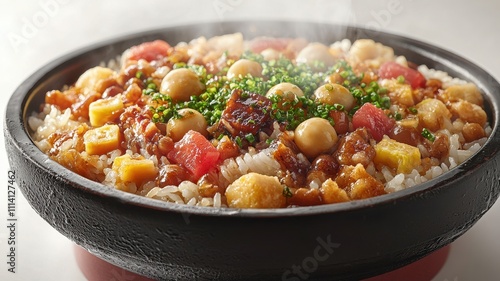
[5,20,500,218]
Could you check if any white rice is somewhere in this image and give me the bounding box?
[417,64,467,88]
[220,148,281,184]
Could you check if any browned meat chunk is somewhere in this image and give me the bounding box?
[271,132,309,188]
[218,89,273,138]
[335,128,375,167]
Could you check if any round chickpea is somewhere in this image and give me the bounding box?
[294,118,338,159]
[266,82,304,101]
[462,122,486,143]
[160,68,205,102]
[226,59,263,80]
[314,83,355,111]
[296,43,336,70]
[166,108,208,142]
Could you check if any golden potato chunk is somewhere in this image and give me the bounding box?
[449,100,487,126]
[83,124,121,155]
[112,154,157,184]
[335,164,386,200]
[442,83,483,106]
[415,98,451,132]
[225,173,286,208]
[374,138,421,174]
[320,179,350,204]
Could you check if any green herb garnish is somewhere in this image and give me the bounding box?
[283,186,293,198]
[421,128,436,142]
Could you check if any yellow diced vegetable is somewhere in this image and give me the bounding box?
[112,154,157,184]
[380,79,414,107]
[88,95,124,127]
[374,138,421,174]
[83,124,121,155]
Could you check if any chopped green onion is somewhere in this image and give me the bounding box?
[283,186,293,198]
[421,128,436,142]
[245,133,256,143]
[235,136,243,147]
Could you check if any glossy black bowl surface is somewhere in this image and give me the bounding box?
[5,21,500,281]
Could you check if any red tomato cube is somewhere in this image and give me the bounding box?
[167,130,220,180]
[352,103,395,141]
[379,61,426,89]
[127,40,171,62]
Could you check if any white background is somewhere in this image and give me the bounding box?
[1,0,499,280]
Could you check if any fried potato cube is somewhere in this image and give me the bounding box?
[374,138,421,174]
[335,164,386,200]
[449,100,487,126]
[225,173,286,208]
[415,98,451,132]
[88,95,124,127]
[442,83,483,106]
[320,179,350,204]
[112,154,157,184]
[83,124,121,155]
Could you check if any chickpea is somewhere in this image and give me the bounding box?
[266,82,304,101]
[314,83,355,111]
[226,59,263,80]
[260,48,281,61]
[462,122,486,143]
[75,66,116,94]
[226,173,286,208]
[296,43,336,70]
[166,108,208,142]
[160,68,205,102]
[294,118,338,159]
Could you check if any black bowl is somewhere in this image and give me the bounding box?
[5,21,500,281]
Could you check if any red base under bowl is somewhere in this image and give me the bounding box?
[74,244,451,281]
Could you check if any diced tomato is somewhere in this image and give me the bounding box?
[167,131,220,180]
[248,37,291,53]
[127,40,171,62]
[379,61,426,89]
[352,103,395,141]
